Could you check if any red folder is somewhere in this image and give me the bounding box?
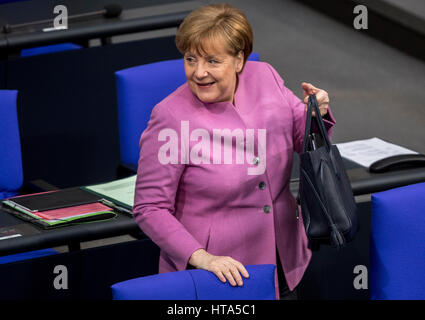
[35,202,112,220]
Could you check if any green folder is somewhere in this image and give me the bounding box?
[2,200,116,229]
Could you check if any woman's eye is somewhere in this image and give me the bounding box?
[209,59,218,64]
[186,57,195,63]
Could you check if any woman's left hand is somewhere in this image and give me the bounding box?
[302,82,329,117]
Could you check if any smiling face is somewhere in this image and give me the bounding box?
[184,39,244,104]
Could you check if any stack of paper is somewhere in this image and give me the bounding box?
[2,188,116,229]
[336,137,418,168]
[82,175,136,214]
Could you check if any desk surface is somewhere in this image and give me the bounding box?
[290,156,425,196]
[0,1,202,52]
[0,206,139,256]
[2,164,425,257]
[1,10,188,52]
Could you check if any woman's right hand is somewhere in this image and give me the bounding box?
[188,249,249,286]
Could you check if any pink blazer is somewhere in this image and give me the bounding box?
[133,61,335,298]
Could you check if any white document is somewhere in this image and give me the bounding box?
[335,137,418,168]
[85,175,137,208]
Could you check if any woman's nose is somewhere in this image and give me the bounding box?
[194,62,208,78]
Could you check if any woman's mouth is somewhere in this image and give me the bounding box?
[196,81,215,88]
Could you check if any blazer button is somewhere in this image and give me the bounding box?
[253,157,260,165]
[259,181,266,190]
[263,205,271,214]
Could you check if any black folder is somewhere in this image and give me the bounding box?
[8,188,102,212]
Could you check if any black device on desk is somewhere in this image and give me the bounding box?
[369,154,425,173]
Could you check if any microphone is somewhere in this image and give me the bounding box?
[63,3,122,21]
[2,3,123,33]
[103,3,122,18]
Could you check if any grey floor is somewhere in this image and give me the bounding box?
[384,0,425,19]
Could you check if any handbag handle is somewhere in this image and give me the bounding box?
[302,94,332,153]
[297,93,335,206]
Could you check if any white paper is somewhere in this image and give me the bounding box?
[335,137,418,168]
[85,175,137,208]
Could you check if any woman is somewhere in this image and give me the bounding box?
[133,3,335,300]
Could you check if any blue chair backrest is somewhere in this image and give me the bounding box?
[0,90,23,199]
[111,264,275,300]
[115,58,186,166]
[115,52,260,166]
[0,90,59,263]
[248,52,259,62]
[21,43,82,57]
[370,182,425,300]
[0,248,58,265]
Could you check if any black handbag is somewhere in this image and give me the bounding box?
[297,94,358,250]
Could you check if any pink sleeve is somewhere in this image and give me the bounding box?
[132,104,204,271]
[266,63,336,154]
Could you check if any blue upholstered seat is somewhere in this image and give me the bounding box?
[0,249,58,264]
[0,90,23,199]
[111,264,276,300]
[0,90,58,264]
[21,43,82,57]
[115,58,187,166]
[115,52,260,167]
[370,182,425,300]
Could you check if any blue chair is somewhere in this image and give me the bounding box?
[0,249,58,264]
[0,90,58,264]
[0,90,23,199]
[115,52,260,168]
[248,52,260,62]
[111,264,276,300]
[21,43,82,57]
[370,182,425,300]
[115,58,187,167]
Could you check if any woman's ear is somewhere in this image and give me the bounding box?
[236,51,244,73]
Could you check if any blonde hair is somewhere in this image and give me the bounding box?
[175,3,253,67]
